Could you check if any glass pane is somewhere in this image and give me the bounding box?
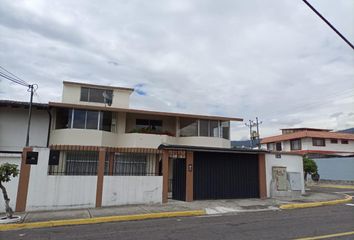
[100,111,112,131]
[180,118,198,137]
[89,88,105,103]
[86,111,99,129]
[199,120,209,136]
[80,87,89,102]
[136,119,149,130]
[221,121,230,139]
[209,120,219,137]
[73,109,86,129]
[150,120,162,131]
[55,108,71,129]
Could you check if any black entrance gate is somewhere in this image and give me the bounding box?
[194,152,259,200]
[172,158,186,201]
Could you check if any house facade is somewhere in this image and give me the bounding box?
[261,128,354,156]
[1,81,305,212]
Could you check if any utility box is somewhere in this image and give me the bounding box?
[287,172,302,191]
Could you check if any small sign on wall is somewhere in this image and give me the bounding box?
[26,152,38,165]
[49,150,60,165]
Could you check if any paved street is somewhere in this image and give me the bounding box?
[2,196,354,240]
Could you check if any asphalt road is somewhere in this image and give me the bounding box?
[1,187,354,240]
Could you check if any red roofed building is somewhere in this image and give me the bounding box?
[261,128,354,156]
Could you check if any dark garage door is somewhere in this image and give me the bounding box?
[194,152,259,200]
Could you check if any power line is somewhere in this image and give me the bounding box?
[0,71,30,87]
[302,0,354,50]
[0,65,29,86]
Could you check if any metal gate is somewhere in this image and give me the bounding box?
[193,152,259,200]
[172,158,186,201]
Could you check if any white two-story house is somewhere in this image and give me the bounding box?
[48,81,242,149]
[261,128,354,156]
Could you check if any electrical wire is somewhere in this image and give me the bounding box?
[0,71,30,87]
[0,65,29,86]
[302,0,354,50]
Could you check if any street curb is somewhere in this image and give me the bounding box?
[279,194,352,210]
[0,210,206,232]
[313,184,354,190]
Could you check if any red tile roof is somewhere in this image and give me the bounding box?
[261,130,354,144]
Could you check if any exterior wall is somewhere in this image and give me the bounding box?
[313,157,354,181]
[50,130,230,148]
[0,153,21,213]
[102,176,162,206]
[265,153,305,197]
[302,138,354,152]
[263,138,354,153]
[62,83,131,108]
[26,148,97,211]
[0,106,49,151]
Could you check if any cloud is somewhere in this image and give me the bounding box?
[0,0,353,140]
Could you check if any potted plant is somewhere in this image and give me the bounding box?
[0,163,21,223]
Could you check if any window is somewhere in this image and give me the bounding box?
[209,120,219,137]
[55,108,112,131]
[312,138,325,146]
[341,140,349,144]
[180,118,198,137]
[136,119,162,132]
[199,120,209,137]
[220,121,230,140]
[73,109,86,129]
[330,139,338,144]
[100,111,112,131]
[114,153,147,176]
[55,108,72,129]
[80,87,113,104]
[290,139,301,150]
[267,143,275,151]
[48,151,99,175]
[276,142,282,151]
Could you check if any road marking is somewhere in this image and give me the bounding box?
[346,203,354,206]
[294,230,354,240]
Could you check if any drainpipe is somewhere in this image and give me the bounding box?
[46,108,52,147]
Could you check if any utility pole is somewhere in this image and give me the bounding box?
[245,120,255,149]
[25,84,35,147]
[245,117,263,149]
[255,117,263,149]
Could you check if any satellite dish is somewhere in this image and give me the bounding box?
[103,91,113,106]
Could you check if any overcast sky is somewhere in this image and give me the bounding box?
[0,0,353,140]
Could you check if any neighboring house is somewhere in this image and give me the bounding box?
[0,81,305,212]
[261,127,354,182]
[261,127,354,156]
[0,100,50,153]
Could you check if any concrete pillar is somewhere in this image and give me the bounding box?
[15,147,33,212]
[95,148,106,208]
[258,153,267,199]
[185,151,194,202]
[162,150,169,203]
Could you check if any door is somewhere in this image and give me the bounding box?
[172,158,186,201]
[194,152,259,200]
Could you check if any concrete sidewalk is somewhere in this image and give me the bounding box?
[7,188,346,224]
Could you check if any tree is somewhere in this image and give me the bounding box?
[303,156,318,181]
[0,163,19,219]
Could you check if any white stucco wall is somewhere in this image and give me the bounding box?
[263,138,354,153]
[26,148,97,211]
[50,129,231,149]
[102,176,162,206]
[62,83,132,108]
[265,153,304,197]
[302,138,354,152]
[0,106,49,152]
[0,153,21,213]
